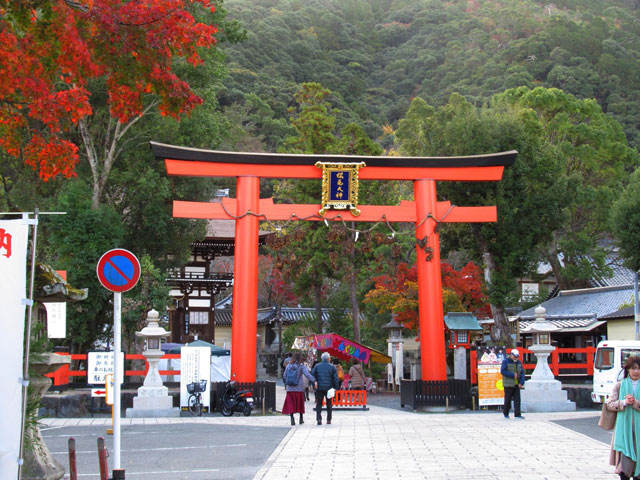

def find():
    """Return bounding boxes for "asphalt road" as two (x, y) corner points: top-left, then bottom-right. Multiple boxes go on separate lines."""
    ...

(41, 423), (289, 479)
(551, 413), (612, 445)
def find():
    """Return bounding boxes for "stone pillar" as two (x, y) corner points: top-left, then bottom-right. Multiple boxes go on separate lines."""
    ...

(453, 347), (467, 380)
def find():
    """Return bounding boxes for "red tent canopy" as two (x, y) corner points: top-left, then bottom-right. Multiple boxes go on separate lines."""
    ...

(293, 333), (391, 364)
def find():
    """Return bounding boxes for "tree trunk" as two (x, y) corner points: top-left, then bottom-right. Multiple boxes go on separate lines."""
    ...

(349, 269), (360, 343)
(474, 226), (513, 346)
(347, 227), (360, 342)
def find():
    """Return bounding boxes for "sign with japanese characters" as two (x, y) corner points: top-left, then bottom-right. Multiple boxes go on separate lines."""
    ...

(87, 351), (125, 385)
(316, 162), (365, 216)
(180, 346), (211, 411)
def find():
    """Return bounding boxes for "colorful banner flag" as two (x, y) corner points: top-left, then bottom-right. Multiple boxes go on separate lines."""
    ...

(0, 219), (29, 479)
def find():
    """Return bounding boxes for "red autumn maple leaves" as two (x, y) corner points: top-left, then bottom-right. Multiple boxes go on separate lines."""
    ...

(364, 261), (490, 330)
(0, 0), (218, 180)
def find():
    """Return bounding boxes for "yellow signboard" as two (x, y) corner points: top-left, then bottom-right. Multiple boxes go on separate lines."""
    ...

(477, 347), (506, 406)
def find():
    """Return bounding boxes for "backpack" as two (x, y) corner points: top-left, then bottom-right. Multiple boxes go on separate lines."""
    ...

(337, 365), (344, 382)
(284, 364), (302, 386)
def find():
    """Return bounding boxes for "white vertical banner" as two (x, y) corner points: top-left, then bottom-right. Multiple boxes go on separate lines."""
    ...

(44, 302), (66, 338)
(180, 347), (211, 410)
(0, 219), (29, 479)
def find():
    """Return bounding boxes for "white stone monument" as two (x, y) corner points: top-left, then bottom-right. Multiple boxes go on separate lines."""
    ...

(521, 306), (576, 412)
(126, 309), (180, 417)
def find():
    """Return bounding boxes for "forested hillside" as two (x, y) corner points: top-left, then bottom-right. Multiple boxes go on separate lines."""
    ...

(219, 0), (640, 151)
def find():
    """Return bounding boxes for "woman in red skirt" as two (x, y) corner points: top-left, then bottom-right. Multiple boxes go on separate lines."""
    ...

(282, 352), (315, 425)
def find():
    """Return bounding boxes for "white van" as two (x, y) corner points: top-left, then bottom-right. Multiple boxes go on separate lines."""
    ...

(592, 340), (640, 403)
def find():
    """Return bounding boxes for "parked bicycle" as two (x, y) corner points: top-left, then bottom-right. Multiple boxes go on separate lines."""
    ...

(187, 379), (207, 417)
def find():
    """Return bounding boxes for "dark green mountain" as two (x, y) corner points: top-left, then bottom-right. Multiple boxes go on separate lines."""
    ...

(218, 0), (640, 151)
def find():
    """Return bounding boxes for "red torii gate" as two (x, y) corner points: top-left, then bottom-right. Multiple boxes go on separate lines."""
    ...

(151, 142), (516, 382)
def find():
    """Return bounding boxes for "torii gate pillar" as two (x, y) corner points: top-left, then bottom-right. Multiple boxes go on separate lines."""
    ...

(152, 142), (516, 382)
(231, 176), (260, 381)
(415, 179), (446, 379)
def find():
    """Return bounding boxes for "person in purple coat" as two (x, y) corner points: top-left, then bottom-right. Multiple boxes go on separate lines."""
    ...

(282, 352), (315, 425)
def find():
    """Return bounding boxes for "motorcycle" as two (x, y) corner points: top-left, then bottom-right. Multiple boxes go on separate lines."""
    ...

(221, 381), (253, 416)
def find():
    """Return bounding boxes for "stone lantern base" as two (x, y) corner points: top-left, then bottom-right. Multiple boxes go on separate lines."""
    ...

(126, 386), (180, 418)
(521, 378), (576, 412)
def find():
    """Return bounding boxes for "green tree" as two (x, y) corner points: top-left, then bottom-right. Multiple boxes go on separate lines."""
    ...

(612, 168), (640, 272)
(396, 93), (564, 345)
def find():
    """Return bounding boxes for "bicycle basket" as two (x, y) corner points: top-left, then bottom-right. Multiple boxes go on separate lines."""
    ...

(187, 380), (207, 394)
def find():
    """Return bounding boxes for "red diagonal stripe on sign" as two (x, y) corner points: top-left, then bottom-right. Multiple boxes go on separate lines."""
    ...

(106, 258), (132, 282)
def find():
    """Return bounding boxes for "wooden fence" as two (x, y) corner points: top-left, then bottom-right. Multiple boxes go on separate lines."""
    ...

(400, 379), (470, 410)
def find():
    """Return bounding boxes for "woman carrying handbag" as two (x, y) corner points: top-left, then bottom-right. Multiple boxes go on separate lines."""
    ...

(606, 356), (640, 480)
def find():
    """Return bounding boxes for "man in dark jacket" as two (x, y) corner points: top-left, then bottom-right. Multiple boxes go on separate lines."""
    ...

(311, 352), (339, 425)
(501, 348), (526, 419)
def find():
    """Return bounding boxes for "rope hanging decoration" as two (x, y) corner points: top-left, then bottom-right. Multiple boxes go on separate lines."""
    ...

(215, 196), (458, 244)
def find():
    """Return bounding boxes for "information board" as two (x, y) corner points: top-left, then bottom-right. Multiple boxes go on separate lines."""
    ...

(180, 346), (211, 411)
(87, 351), (125, 385)
(477, 346), (506, 406)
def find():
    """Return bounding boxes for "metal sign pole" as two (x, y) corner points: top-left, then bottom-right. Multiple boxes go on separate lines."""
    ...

(113, 291), (121, 470)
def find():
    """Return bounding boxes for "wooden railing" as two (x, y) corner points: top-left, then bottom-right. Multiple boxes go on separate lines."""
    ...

(469, 346), (596, 384)
(44, 353), (181, 386)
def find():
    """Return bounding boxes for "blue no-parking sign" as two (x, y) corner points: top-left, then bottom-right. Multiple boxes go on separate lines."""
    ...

(96, 248), (141, 292)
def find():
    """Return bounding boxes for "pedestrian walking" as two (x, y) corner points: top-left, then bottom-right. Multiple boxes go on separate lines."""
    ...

(311, 352), (339, 425)
(500, 348), (525, 419)
(282, 352), (315, 426)
(349, 358), (366, 390)
(607, 356), (640, 480)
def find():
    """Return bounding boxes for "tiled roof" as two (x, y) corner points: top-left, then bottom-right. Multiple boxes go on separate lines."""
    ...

(589, 263), (636, 288)
(518, 285), (633, 320)
(213, 305), (339, 327)
(444, 312), (482, 331)
(600, 306), (635, 320)
(519, 315), (605, 333)
(519, 284), (634, 319)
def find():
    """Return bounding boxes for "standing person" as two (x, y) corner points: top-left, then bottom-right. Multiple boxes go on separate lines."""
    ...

(349, 358), (366, 390)
(332, 358), (345, 390)
(607, 356), (640, 480)
(280, 352), (292, 380)
(282, 352), (315, 426)
(311, 352), (339, 425)
(500, 348), (525, 419)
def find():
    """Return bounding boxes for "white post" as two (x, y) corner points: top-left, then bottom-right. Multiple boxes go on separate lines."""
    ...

(113, 292), (121, 470)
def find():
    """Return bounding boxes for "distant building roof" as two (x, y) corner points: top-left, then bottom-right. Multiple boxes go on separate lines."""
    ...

(213, 297), (355, 327)
(519, 315), (605, 333)
(589, 263), (636, 288)
(444, 312), (482, 331)
(519, 284), (634, 319)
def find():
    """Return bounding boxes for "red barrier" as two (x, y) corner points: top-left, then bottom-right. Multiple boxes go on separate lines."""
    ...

(323, 389), (367, 409)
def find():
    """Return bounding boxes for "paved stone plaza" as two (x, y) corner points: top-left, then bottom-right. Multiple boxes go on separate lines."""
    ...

(42, 386), (615, 479)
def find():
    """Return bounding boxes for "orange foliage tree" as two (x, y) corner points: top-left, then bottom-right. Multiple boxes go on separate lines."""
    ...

(363, 261), (489, 331)
(0, 0), (218, 202)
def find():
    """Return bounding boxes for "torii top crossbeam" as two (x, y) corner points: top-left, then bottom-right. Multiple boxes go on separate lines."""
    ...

(151, 141), (516, 382)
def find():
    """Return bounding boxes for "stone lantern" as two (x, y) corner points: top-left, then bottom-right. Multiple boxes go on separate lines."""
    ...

(383, 315), (405, 390)
(521, 306), (575, 412)
(126, 309), (179, 417)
